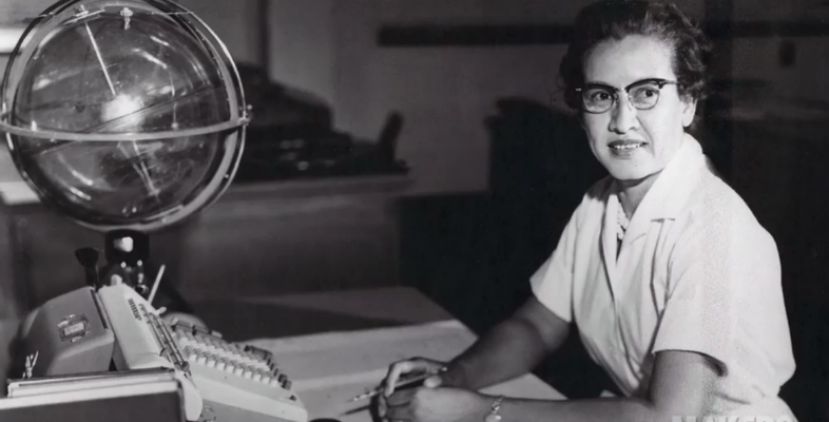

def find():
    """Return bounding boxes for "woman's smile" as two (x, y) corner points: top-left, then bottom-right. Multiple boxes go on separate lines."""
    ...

(608, 140), (646, 156)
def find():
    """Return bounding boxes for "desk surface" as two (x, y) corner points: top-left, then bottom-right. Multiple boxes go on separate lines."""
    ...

(0, 282), (562, 420)
(195, 286), (455, 340)
(252, 320), (562, 422)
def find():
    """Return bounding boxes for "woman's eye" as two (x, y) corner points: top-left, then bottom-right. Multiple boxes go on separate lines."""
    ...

(632, 87), (658, 100)
(589, 91), (612, 102)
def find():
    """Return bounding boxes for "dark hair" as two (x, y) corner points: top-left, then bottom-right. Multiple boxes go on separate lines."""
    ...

(560, 0), (712, 109)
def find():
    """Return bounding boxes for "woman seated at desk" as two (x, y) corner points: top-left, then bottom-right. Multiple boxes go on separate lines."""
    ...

(378, 1), (796, 421)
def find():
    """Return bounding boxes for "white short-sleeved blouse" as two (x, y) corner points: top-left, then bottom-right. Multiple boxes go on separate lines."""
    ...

(531, 134), (796, 418)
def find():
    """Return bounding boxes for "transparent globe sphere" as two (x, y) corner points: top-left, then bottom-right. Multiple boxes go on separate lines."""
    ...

(0, 0), (248, 231)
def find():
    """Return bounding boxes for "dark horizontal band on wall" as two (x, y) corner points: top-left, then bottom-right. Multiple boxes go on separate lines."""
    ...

(378, 20), (829, 47)
(705, 20), (829, 38)
(378, 24), (572, 46)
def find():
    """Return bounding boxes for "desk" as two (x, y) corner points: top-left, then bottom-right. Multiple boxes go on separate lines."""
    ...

(251, 320), (562, 422)
(0, 284), (561, 420)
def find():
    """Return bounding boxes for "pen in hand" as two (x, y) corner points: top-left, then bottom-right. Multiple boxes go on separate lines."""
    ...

(348, 373), (435, 402)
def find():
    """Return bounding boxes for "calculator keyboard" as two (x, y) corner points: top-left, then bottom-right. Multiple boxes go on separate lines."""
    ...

(172, 323), (308, 422)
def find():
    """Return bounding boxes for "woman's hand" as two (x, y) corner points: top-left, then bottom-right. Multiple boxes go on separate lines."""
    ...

(376, 357), (446, 420)
(384, 386), (489, 422)
(382, 357), (447, 396)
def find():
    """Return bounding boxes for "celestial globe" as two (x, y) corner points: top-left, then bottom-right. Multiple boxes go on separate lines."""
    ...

(0, 0), (248, 232)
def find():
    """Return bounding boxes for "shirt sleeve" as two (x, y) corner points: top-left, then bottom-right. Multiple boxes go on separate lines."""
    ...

(651, 201), (781, 377)
(529, 207), (581, 323)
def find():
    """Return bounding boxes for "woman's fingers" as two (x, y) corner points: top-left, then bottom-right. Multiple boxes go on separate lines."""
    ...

(376, 357), (447, 420)
(384, 360), (418, 396)
(386, 388), (415, 407)
(383, 357), (443, 396)
(422, 374), (443, 388)
(385, 390), (415, 421)
(376, 394), (388, 418)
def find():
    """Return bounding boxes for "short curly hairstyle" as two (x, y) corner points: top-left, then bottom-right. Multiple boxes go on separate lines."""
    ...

(560, 0), (712, 110)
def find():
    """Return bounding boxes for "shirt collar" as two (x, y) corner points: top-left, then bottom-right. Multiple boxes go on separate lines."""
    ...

(613, 133), (707, 238)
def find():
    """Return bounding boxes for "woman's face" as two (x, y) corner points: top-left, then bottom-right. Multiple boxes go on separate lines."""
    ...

(580, 34), (697, 182)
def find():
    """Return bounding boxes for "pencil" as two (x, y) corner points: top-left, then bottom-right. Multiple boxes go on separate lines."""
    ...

(348, 373), (434, 402)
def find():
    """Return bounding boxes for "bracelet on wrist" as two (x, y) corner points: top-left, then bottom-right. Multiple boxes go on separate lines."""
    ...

(484, 395), (504, 422)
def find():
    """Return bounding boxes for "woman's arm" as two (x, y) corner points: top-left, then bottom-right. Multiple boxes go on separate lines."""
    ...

(381, 295), (570, 398)
(385, 349), (719, 422)
(491, 350), (718, 421)
(442, 295), (571, 389)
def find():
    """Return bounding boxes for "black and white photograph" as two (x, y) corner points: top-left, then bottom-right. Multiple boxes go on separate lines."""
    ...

(0, 1), (826, 421)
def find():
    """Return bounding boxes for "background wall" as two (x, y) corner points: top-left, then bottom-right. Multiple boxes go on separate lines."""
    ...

(176, 0), (263, 66)
(260, 0), (704, 194)
(6, 0), (829, 197)
(263, 0), (570, 194)
(0, 0), (704, 195)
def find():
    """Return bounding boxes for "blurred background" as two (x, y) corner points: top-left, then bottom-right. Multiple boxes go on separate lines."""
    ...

(0, 0), (828, 419)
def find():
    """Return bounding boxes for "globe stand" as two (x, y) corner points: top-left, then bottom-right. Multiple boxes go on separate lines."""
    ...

(102, 229), (151, 294)
(75, 230), (151, 292)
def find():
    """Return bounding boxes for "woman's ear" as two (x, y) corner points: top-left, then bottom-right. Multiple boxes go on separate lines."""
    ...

(681, 97), (698, 128)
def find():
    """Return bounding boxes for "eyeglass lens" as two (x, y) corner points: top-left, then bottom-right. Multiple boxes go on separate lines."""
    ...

(581, 80), (672, 113)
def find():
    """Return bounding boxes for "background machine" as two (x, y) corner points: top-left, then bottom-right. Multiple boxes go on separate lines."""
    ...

(0, 0), (308, 420)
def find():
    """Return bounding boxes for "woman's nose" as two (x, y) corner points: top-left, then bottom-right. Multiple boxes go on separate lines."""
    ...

(608, 96), (639, 133)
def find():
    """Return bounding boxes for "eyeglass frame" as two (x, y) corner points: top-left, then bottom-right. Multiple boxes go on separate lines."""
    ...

(574, 78), (680, 114)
